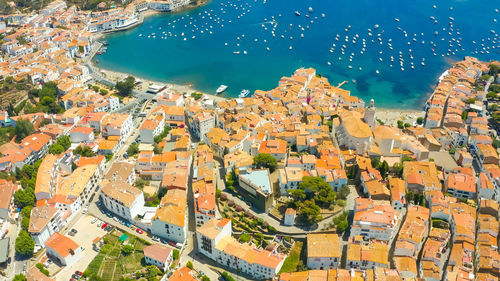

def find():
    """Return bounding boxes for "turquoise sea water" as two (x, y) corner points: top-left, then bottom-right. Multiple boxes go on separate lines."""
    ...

(95, 0), (500, 108)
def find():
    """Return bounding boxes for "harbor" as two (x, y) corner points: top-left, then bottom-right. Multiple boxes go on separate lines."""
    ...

(94, 0), (499, 108)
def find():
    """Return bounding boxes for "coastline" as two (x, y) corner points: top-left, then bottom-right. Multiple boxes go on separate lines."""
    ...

(89, 0), (439, 113)
(89, 0), (234, 103)
(93, 65), (229, 103)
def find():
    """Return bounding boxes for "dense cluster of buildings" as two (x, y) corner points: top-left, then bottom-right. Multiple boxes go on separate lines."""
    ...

(1, 1), (499, 278)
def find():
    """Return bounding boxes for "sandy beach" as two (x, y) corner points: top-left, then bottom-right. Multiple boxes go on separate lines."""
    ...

(96, 67), (229, 103)
(375, 108), (425, 127)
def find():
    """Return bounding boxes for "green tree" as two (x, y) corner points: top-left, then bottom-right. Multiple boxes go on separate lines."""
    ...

(371, 157), (380, 169)
(127, 143), (139, 157)
(416, 117), (424, 125)
(299, 176), (336, 207)
(14, 118), (34, 142)
(337, 185), (350, 200)
(122, 244), (133, 255)
(13, 274), (27, 281)
(333, 211), (349, 233)
(493, 139), (500, 149)
(465, 98), (477, 104)
(221, 272), (236, 281)
(487, 92), (498, 100)
(49, 143), (65, 154)
(186, 261), (194, 269)
(253, 153), (278, 172)
(74, 145), (95, 157)
(172, 249), (179, 260)
(397, 120), (404, 129)
(14, 188), (35, 209)
(298, 200), (322, 224)
(288, 189), (306, 202)
(153, 144), (163, 154)
(145, 265), (160, 281)
(56, 135), (71, 150)
(378, 160), (389, 179)
(115, 76), (136, 97)
(135, 178), (149, 189)
(15, 230), (35, 256)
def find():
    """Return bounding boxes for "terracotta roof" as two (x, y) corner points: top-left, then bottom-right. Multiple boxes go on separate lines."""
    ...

(143, 244), (172, 263)
(45, 232), (79, 258)
(307, 233), (340, 258)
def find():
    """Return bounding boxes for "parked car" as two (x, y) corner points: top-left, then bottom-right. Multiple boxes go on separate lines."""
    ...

(152, 236), (160, 242)
(101, 223), (108, 229)
(97, 222), (104, 228)
(105, 225), (113, 232)
(72, 274), (82, 280)
(75, 271), (83, 276)
(136, 228), (144, 234)
(91, 218), (98, 224)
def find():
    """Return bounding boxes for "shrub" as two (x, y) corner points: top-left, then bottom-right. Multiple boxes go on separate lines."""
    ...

(186, 261), (193, 269)
(228, 200), (235, 207)
(239, 233), (251, 243)
(122, 244), (133, 255)
(221, 271), (236, 281)
(172, 249), (179, 260)
(220, 193), (227, 200)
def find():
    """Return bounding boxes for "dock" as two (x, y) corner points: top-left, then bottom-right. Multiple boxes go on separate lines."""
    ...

(337, 80), (349, 88)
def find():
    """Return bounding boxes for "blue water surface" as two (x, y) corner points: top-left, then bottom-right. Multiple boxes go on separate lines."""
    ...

(95, 0), (500, 108)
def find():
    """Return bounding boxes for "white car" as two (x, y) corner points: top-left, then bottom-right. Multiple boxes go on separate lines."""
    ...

(91, 218), (98, 224)
(97, 222), (104, 228)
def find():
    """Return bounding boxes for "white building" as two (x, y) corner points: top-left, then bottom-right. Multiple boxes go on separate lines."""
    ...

(350, 198), (399, 241)
(335, 111), (372, 154)
(69, 126), (95, 143)
(191, 112), (215, 139)
(283, 208), (296, 226)
(139, 113), (165, 144)
(28, 206), (64, 247)
(143, 244), (173, 271)
(45, 232), (82, 266)
(100, 181), (144, 222)
(196, 218), (286, 280)
(101, 113), (133, 144)
(152, 189), (187, 243)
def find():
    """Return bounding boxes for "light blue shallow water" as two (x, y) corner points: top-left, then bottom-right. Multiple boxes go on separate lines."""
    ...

(95, 0), (500, 109)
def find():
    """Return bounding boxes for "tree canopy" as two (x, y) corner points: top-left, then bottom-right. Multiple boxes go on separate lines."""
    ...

(13, 274), (27, 281)
(253, 153), (277, 172)
(14, 119), (34, 142)
(297, 176), (336, 207)
(115, 76), (135, 97)
(15, 230), (34, 256)
(27, 82), (64, 114)
(74, 145), (95, 157)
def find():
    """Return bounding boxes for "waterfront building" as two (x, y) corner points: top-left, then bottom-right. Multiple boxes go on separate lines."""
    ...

(335, 110), (372, 154)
